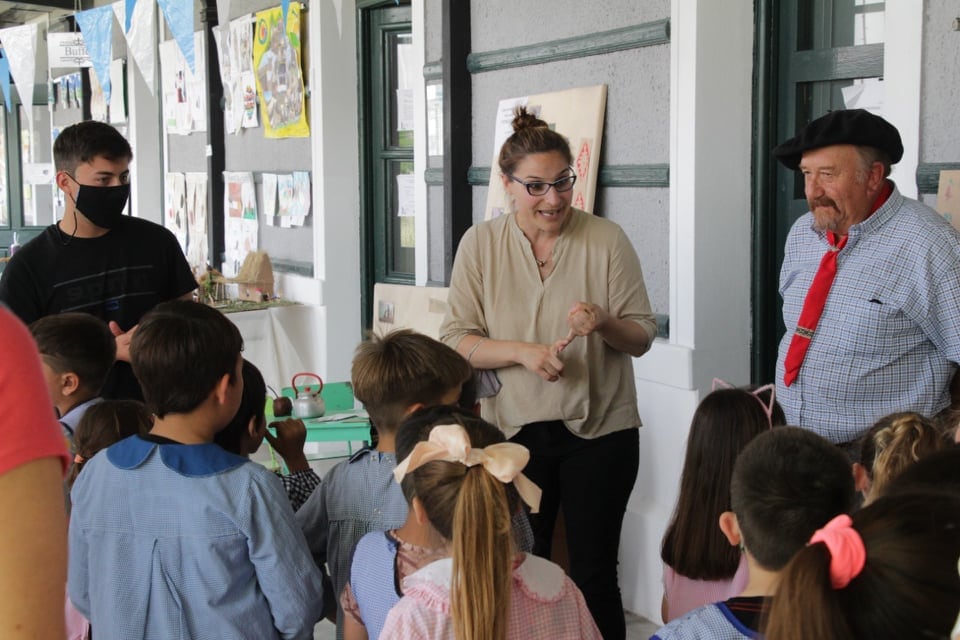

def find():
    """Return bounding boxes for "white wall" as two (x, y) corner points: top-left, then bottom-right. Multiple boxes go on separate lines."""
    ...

(619, 0), (755, 621)
(305, 0), (363, 383)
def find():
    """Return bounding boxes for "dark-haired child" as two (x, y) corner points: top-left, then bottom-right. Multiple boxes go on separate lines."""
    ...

(65, 399), (151, 640)
(215, 358), (320, 510)
(296, 329), (475, 639)
(30, 312), (116, 449)
(68, 300), (324, 639)
(765, 492), (960, 639)
(660, 383), (784, 621)
(652, 427), (856, 639)
(68, 399), (152, 489)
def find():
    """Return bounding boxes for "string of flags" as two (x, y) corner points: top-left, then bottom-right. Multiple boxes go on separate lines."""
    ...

(0, 0), (313, 115)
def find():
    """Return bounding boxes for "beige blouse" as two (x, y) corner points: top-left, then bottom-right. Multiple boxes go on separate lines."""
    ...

(440, 209), (656, 439)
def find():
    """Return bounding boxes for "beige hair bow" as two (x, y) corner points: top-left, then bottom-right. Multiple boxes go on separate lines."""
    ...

(393, 423), (542, 513)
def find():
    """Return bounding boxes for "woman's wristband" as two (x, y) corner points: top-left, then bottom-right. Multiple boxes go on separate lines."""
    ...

(466, 337), (487, 363)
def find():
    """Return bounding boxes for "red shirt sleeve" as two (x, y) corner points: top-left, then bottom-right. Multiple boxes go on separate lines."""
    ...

(0, 307), (69, 476)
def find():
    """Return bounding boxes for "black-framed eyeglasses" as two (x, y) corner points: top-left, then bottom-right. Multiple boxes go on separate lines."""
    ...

(507, 169), (577, 196)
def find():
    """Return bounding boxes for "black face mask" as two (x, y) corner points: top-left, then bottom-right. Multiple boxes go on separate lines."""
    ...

(67, 176), (130, 229)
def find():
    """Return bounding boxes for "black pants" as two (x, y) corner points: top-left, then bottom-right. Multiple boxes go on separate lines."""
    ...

(510, 421), (639, 640)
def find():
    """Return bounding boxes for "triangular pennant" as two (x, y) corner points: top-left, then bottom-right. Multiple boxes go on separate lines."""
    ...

(157, 0), (195, 74)
(0, 52), (10, 113)
(0, 23), (38, 124)
(75, 5), (115, 104)
(124, 0), (137, 33)
(281, 0), (290, 28)
(216, 0), (232, 23)
(113, 0), (157, 95)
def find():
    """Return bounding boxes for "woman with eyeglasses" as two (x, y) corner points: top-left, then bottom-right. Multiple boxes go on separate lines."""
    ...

(440, 106), (657, 640)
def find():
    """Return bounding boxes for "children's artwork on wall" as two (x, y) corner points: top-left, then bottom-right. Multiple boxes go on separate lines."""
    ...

(164, 172), (187, 255)
(483, 85), (607, 220)
(936, 170), (960, 230)
(291, 171), (311, 226)
(213, 15), (256, 135)
(109, 59), (126, 123)
(276, 173), (294, 227)
(187, 32), (208, 132)
(223, 171), (259, 277)
(89, 68), (107, 122)
(185, 172), (208, 274)
(159, 33), (207, 135)
(159, 39), (192, 134)
(240, 70), (259, 128)
(262, 173), (277, 225)
(253, 4), (308, 138)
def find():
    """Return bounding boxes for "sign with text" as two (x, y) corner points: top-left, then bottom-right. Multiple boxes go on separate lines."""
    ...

(47, 32), (93, 68)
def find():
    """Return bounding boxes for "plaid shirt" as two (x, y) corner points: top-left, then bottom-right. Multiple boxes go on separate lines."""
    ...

(278, 468), (321, 512)
(776, 185), (960, 443)
(295, 447), (408, 640)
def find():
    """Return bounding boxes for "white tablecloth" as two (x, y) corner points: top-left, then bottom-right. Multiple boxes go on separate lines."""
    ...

(226, 305), (324, 393)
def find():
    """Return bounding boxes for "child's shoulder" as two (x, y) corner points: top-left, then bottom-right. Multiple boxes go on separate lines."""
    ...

(651, 602), (753, 640)
(328, 447), (397, 480)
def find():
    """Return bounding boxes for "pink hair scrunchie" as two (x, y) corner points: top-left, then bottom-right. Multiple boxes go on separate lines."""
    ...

(808, 514), (866, 589)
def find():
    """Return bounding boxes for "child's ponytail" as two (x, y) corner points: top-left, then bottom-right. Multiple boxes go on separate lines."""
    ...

(762, 543), (852, 639)
(451, 466), (513, 640)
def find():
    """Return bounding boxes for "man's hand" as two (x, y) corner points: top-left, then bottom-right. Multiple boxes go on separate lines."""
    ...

(109, 322), (138, 363)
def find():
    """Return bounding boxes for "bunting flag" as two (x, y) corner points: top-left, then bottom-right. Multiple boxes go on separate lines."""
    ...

(124, 0), (136, 32)
(113, 0), (157, 95)
(0, 23), (39, 126)
(157, 0), (195, 74)
(0, 51), (10, 113)
(75, 5), (115, 104)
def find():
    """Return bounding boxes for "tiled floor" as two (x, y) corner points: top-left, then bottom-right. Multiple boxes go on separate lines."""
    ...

(313, 611), (660, 639)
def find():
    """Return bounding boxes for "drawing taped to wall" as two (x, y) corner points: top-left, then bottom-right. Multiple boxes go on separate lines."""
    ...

(483, 85), (606, 221)
(223, 171), (259, 278)
(253, 4), (308, 138)
(185, 172), (208, 275)
(164, 172), (187, 255)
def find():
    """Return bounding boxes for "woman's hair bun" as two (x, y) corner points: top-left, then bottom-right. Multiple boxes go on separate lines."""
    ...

(512, 106), (548, 133)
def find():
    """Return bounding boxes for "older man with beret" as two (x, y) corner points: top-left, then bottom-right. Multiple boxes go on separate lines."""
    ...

(773, 109), (960, 452)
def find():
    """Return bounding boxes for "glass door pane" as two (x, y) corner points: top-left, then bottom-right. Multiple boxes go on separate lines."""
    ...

(20, 105), (55, 228)
(0, 110), (7, 228)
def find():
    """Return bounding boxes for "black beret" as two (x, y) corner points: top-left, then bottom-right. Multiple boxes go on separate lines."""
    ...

(773, 109), (903, 170)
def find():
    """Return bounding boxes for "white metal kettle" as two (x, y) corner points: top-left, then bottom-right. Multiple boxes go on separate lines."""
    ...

(291, 373), (325, 419)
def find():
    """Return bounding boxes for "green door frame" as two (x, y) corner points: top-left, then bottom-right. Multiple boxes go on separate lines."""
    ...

(751, 0), (884, 384)
(357, 0), (413, 330)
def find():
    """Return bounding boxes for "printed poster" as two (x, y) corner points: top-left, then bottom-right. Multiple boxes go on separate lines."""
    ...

(223, 171), (258, 277)
(253, 4), (309, 138)
(483, 85), (606, 220)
